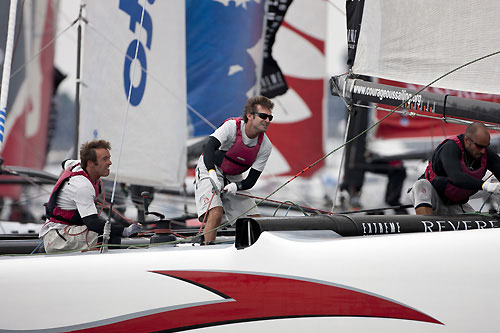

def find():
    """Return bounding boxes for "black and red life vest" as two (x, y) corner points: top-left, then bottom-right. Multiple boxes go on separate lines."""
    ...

(214, 118), (264, 175)
(45, 163), (100, 225)
(425, 135), (487, 204)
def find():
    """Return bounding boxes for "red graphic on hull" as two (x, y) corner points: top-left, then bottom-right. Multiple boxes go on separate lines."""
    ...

(75, 271), (442, 332)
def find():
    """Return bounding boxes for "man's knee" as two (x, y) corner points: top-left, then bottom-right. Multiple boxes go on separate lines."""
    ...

(207, 206), (223, 221)
(409, 179), (434, 209)
(415, 203), (433, 215)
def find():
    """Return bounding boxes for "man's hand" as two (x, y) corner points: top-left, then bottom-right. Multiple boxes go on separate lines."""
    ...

(482, 181), (500, 195)
(223, 182), (237, 195)
(122, 223), (142, 237)
(208, 169), (221, 191)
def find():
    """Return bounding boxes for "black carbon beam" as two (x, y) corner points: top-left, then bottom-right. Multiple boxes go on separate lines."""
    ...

(235, 214), (500, 249)
(331, 76), (500, 125)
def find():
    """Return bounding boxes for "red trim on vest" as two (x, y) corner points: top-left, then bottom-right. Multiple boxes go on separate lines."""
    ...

(46, 163), (99, 225)
(425, 136), (487, 202)
(219, 118), (264, 175)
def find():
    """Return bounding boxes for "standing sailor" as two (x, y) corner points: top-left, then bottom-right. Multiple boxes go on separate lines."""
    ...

(40, 140), (141, 253)
(195, 96), (274, 244)
(409, 122), (500, 215)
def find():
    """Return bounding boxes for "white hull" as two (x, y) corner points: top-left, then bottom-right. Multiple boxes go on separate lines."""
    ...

(1, 228), (499, 332)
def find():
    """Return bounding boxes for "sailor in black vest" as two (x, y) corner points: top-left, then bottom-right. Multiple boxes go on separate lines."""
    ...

(409, 122), (500, 215)
(40, 140), (142, 253)
(195, 96), (274, 244)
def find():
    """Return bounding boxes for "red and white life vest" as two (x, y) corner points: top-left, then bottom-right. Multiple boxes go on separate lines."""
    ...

(425, 136), (487, 203)
(215, 118), (264, 175)
(45, 163), (99, 225)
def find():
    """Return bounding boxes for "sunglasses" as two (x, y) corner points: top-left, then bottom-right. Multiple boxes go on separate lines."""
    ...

(466, 135), (489, 149)
(253, 112), (273, 121)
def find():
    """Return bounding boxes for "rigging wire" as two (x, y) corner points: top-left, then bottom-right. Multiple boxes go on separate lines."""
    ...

(6, 6), (218, 160)
(5, 5), (500, 248)
(83, 22), (217, 132)
(9, 18), (79, 80)
(332, 47), (500, 160)
(330, 76), (352, 212)
(0, 2), (73, 164)
(1, 167), (52, 194)
(325, 0), (346, 16)
(331, 112), (350, 212)
(238, 192), (329, 215)
(99, 0), (148, 253)
(3, 4), (321, 230)
(1, 9), (80, 167)
(352, 103), (500, 129)
(267, 96), (326, 209)
(84, 13), (338, 216)
(108, 1), (146, 208)
(37, 64), (500, 247)
(198, 49), (500, 239)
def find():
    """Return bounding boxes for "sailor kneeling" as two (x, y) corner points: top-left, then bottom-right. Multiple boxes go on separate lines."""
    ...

(408, 122), (500, 215)
(39, 140), (141, 253)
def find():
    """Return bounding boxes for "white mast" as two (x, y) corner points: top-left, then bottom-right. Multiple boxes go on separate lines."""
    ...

(0, 0), (19, 155)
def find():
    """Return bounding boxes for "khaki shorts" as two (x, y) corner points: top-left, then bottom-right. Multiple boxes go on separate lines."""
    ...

(42, 225), (99, 253)
(408, 179), (475, 215)
(194, 160), (259, 225)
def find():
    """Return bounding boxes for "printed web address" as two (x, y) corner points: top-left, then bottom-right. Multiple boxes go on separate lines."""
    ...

(353, 84), (422, 106)
(351, 84), (439, 113)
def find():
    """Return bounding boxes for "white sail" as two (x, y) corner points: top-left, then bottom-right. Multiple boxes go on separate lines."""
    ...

(79, 1), (186, 187)
(353, 0), (500, 95)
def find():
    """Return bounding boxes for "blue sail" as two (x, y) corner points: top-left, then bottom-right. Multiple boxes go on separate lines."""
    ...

(186, 0), (266, 137)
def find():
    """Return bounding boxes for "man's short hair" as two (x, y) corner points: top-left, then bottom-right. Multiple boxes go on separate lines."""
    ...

(80, 140), (111, 169)
(465, 122), (488, 138)
(243, 95), (274, 122)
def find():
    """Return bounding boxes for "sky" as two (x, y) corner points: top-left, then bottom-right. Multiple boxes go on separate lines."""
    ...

(54, 0), (348, 98)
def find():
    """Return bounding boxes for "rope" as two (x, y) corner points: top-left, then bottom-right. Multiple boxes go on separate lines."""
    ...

(273, 200), (308, 217)
(196, 51), (500, 237)
(199, 190), (216, 235)
(237, 192), (330, 215)
(30, 241), (43, 254)
(329, 48), (500, 162)
(100, 221), (111, 253)
(8, 8), (500, 250)
(138, 229), (187, 239)
(94, 179), (134, 224)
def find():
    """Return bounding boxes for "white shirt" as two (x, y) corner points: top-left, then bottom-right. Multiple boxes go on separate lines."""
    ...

(210, 119), (272, 172)
(39, 160), (98, 237)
